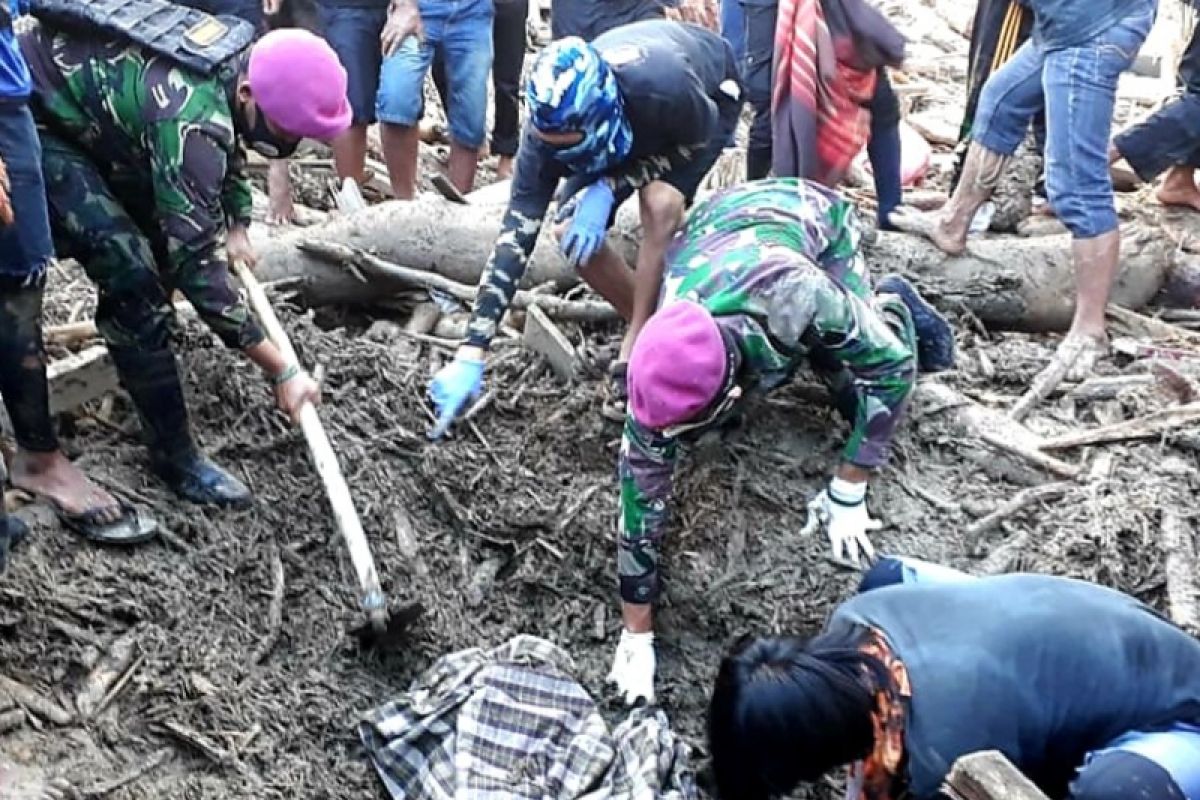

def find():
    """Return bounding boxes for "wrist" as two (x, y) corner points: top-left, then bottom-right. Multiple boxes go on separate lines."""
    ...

(272, 363), (301, 386)
(456, 345), (486, 363)
(829, 476), (867, 505)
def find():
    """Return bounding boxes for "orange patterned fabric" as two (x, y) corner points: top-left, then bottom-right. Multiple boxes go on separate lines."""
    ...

(665, 0), (720, 31)
(0, 156), (13, 227)
(856, 628), (911, 800)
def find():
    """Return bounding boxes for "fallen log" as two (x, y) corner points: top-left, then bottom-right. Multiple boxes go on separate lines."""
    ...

(1162, 512), (1199, 635)
(1040, 402), (1200, 450)
(254, 191), (1178, 333)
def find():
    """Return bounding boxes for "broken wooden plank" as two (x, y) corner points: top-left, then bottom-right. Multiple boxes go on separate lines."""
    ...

(523, 304), (579, 381)
(46, 346), (118, 416)
(1040, 402), (1200, 450)
(1162, 512), (1199, 635)
(944, 751), (1051, 800)
(965, 481), (1074, 540)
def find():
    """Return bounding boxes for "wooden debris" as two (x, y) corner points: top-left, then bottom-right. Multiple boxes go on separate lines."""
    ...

(247, 546), (286, 668)
(944, 751), (1051, 800)
(965, 481), (1074, 540)
(1107, 304), (1200, 348)
(915, 383), (1081, 479)
(81, 748), (172, 799)
(299, 239), (618, 323)
(1152, 361), (1200, 404)
(523, 304), (579, 381)
(1009, 335), (1096, 422)
(47, 346), (119, 416)
(156, 720), (234, 765)
(0, 674), (72, 725)
(404, 301), (442, 335)
(76, 627), (140, 720)
(975, 531), (1030, 576)
(907, 110), (959, 146)
(1162, 512), (1199, 634)
(0, 707), (25, 734)
(1040, 402), (1200, 450)
(428, 173), (468, 204)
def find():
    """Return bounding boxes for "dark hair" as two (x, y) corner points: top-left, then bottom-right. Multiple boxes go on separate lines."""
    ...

(263, 0), (322, 34)
(707, 626), (892, 800)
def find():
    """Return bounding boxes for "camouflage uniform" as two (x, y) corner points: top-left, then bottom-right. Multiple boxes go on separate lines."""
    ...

(19, 24), (264, 354)
(617, 178), (917, 604)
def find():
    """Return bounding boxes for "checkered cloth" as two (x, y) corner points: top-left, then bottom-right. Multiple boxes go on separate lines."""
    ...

(359, 636), (698, 800)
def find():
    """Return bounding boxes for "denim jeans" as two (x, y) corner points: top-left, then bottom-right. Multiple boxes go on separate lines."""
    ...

(0, 102), (52, 281)
(971, 4), (1154, 238)
(321, 4), (389, 125)
(376, 0), (494, 148)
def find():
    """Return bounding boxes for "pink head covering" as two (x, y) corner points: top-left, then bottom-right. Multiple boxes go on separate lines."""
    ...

(628, 301), (728, 430)
(248, 29), (351, 140)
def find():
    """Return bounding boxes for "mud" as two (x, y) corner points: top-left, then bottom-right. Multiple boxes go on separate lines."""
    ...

(2, 257), (1191, 799)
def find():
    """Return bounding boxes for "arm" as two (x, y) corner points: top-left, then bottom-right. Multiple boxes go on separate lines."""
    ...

(463, 126), (562, 351)
(221, 143), (254, 231)
(804, 274), (916, 471)
(617, 415), (680, 606)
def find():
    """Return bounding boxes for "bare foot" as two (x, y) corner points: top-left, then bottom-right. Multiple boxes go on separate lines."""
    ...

(1058, 332), (1108, 382)
(0, 760), (74, 800)
(888, 207), (968, 255)
(496, 156), (514, 181)
(10, 449), (123, 524)
(1156, 167), (1200, 213)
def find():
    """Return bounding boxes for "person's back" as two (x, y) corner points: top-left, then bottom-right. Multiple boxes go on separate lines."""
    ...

(834, 574), (1200, 797)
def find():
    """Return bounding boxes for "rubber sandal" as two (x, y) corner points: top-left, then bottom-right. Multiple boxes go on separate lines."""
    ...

(53, 501), (158, 546)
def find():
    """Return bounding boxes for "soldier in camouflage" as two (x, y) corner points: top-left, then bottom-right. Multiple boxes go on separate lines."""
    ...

(606, 178), (957, 705)
(427, 20), (744, 437)
(19, 19), (350, 507)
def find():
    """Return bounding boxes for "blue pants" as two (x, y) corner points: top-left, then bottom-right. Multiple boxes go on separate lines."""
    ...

(1114, 19), (1200, 182)
(321, 4), (388, 125)
(971, 4), (1154, 238)
(376, 0), (494, 149)
(863, 555), (1200, 799)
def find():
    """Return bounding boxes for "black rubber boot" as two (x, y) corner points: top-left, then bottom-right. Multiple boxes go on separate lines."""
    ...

(108, 346), (252, 509)
(876, 274), (957, 373)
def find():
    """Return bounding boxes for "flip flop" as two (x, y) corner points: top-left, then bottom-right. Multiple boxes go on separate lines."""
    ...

(52, 500), (158, 546)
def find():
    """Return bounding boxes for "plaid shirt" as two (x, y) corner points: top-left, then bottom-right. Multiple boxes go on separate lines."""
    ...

(359, 636), (698, 800)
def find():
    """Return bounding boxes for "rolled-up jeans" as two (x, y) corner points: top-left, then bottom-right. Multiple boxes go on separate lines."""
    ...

(970, 3), (1154, 239)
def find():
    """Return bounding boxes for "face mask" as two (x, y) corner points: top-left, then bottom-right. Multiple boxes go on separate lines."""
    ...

(241, 104), (300, 159)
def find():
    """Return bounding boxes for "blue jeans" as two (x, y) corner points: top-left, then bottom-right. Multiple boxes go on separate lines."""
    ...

(971, 4), (1154, 239)
(321, 5), (389, 125)
(376, 0), (494, 149)
(0, 102), (52, 282)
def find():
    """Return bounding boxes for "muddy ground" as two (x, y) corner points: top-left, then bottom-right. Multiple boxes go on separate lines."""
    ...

(3, 4), (1200, 798)
(3, 259), (1195, 799)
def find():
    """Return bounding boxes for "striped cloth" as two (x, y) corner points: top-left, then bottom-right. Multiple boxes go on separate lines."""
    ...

(359, 636), (698, 800)
(770, 0), (902, 184)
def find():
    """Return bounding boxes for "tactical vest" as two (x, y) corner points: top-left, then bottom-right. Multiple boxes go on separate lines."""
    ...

(27, 0), (254, 76)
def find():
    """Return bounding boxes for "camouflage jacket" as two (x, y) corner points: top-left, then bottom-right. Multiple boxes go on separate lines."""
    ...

(617, 179), (916, 604)
(21, 26), (253, 267)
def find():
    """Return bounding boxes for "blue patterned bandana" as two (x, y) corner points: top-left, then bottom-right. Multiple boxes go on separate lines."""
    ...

(526, 37), (633, 175)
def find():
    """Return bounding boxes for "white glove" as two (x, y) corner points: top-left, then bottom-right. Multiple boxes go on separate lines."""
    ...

(800, 478), (880, 567)
(607, 629), (656, 706)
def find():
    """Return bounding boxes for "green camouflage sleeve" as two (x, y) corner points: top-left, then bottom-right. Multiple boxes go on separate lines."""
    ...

(222, 144), (253, 228)
(803, 272), (915, 468)
(144, 86), (264, 350)
(617, 415), (679, 604)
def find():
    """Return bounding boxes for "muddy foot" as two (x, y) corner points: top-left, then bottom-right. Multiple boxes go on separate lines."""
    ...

(887, 207), (967, 256)
(1059, 333), (1108, 382)
(10, 450), (124, 525)
(0, 761), (74, 800)
(1156, 182), (1200, 214)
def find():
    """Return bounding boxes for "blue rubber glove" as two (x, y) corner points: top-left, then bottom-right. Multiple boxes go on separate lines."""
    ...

(428, 356), (485, 440)
(558, 180), (615, 268)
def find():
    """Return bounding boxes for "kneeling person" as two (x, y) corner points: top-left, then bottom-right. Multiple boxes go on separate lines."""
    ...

(428, 20), (743, 435)
(21, 14), (349, 506)
(609, 178), (955, 704)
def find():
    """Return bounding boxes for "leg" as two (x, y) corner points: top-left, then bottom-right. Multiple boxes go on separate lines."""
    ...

(1111, 92), (1200, 185)
(1156, 164), (1200, 212)
(1043, 7), (1154, 373)
(1071, 750), (1193, 800)
(867, 69), (902, 229)
(618, 182), (685, 362)
(40, 133), (247, 508)
(321, 5), (388, 190)
(895, 38), (1046, 253)
(441, 0), (494, 194)
(577, 243), (635, 320)
(376, 35), (434, 199)
(0, 111), (129, 527)
(740, 0), (777, 179)
(490, 0), (528, 179)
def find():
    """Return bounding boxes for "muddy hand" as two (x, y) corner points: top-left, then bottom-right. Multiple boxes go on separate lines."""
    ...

(275, 368), (321, 425)
(227, 224), (258, 270)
